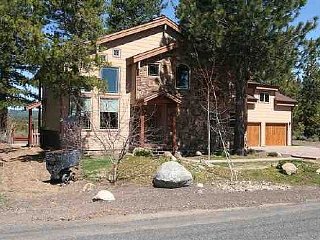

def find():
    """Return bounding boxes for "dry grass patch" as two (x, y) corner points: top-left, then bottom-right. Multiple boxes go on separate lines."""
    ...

(240, 160), (320, 186)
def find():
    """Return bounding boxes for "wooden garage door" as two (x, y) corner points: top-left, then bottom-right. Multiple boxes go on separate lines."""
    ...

(247, 123), (260, 147)
(266, 123), (287, 146)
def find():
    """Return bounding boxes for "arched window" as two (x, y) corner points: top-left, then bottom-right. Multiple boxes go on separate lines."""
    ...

(176, 64), (190, 89)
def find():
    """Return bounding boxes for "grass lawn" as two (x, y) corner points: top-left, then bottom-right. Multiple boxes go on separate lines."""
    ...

(241, 160), (320, 186)
(0, 193), (5, 206)
(81, 156), (320, 186)
(81, 157), (112, 181)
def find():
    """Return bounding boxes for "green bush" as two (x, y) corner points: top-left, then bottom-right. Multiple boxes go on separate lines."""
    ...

(133, 147), (153, 157)
(267, 152), (279, 157)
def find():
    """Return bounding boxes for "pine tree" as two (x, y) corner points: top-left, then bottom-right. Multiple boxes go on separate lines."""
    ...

(177, 0), (317, 155)
(36, 0), (106, 142)
(298, 40), (320, 138)
(0, 0), (44, 131)
(39, 0), (106, 103)
(106, 0), (166, 33)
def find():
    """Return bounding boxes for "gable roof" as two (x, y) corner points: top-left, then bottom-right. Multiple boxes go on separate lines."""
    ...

(138, 92), (182, 105)
(275, 92), (297, 104)
(127, 43), (177, 65)
(97, 16), (180, 45)
(248, 81), (279, 91)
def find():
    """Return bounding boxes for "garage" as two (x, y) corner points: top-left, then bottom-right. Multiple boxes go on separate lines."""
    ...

(266, 123), (287, 146)
(247, 123), (260, 147)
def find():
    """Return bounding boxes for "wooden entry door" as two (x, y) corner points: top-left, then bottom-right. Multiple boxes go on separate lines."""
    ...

(266, 123), (287, 146)
(247, 123), (260, 147)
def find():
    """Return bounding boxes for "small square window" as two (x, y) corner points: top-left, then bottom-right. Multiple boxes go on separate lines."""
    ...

(99, 54), (108, 62)
(112, 49), (121, 58)
(148, 64), (160, 76)
(259, 93), (270, 103)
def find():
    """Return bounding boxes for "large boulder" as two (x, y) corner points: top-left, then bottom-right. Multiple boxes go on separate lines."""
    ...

(92, 190), (115, 202)
(153, 161), (193, 188)
(282, 163), (297, 175)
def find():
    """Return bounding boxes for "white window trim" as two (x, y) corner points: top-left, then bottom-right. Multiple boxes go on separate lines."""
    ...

(175, 64), (191, 90)
(259, 92), (270, 103)
(99, 97), (120, 130)
(112, 49), (121, 58)
(99, 54), (108, 62)
(80, 97), (93, 131)
(100, 66), (121, 94)
(147, 63), (161, 77)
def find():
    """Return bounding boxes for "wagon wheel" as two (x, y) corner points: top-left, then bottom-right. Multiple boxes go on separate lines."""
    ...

(61, 173), (70, 184)
(61, 169), (72, 184)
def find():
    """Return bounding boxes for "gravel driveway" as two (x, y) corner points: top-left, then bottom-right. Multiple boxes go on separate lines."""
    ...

(254, 144), (320, 160)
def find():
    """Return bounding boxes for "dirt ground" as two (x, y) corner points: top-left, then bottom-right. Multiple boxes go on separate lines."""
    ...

(1, 143), (320, 225)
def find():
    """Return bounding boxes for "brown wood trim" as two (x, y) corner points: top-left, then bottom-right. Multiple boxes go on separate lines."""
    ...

(97, 16), (180, 45)
(25, 101), (41, 110)
(128, 43), (177, 65)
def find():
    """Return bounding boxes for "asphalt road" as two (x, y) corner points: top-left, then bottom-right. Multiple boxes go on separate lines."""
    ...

(1, 201), (320, 240)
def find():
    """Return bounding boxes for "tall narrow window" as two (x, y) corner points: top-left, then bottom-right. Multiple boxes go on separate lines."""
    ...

(176, 64), (190, 89)
(69, 98), (91, 130)
(101, 67), (119, 93)
(100, 99), (119, 129)
(80, 98), (92, 129)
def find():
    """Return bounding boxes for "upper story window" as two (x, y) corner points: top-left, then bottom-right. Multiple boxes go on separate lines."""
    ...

(100, 98), (119, 129)
(101, 67), (119, 93)
(176, 64), (190, 89)
(148, 63), (160, 76)
(112, 49), (121, 58)
(259, 92), (270, 103)
(99, 54), (108, 62)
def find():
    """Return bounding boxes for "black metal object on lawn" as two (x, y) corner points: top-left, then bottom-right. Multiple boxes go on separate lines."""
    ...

(45, 149), (81, 183)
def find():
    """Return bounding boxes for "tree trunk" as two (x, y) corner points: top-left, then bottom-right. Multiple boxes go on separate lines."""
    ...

(233, 70), (247, 155)
(0, 107), (8, 132)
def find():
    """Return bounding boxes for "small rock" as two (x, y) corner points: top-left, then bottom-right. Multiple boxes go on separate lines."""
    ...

(174, 152), (183, 159)
(195, 151), (202, 156)
(206, 162), (215, 168)
(163, 151), (174, 158)
(171, 155), (177, 161)
(282, 162), (298, 175)
(197, 183), (204, 188)
(82, 183), (96, 192)
(92, 190), (115, 202)
(316, 168), (320, 174)
(198, 165), (206, 170)
(153, 161), (193, 188)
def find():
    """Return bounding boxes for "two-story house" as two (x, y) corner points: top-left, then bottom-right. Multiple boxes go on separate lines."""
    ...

(41, 16), (296, 152)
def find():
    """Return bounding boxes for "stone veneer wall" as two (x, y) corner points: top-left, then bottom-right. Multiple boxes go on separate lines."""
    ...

(134, 54), (233, 153)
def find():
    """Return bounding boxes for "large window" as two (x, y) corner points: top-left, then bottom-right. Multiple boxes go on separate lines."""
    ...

(69, 98), (91, 130)
(100, 99), (119, 129)
(101, 67), (119, 93)
(176, 64), (190, 89)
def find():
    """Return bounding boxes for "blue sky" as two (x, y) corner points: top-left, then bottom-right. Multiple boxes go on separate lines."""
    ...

(163, 0), (320, 39)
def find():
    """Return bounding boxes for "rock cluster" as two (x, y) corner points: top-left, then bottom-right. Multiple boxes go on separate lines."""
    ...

(214, 181), (290, 192)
